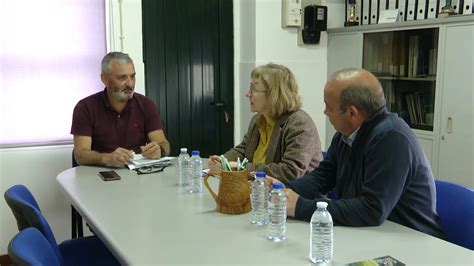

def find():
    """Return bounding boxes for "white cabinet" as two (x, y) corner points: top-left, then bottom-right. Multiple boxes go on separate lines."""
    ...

(326, 32), (363, 148)
(437, 23), (474, 187)
(327, 17), (474, 188)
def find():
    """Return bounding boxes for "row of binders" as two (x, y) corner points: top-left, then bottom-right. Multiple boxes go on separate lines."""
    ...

(347, 0), (474, 25)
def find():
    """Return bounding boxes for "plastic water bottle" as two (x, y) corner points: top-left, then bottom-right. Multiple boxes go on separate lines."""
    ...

(267, 183), (286, 241)
(177, 148), (190, 187)
(250, 171), (269, 225)
(310, 201), (333, 264)
(187, 150), (203, 193)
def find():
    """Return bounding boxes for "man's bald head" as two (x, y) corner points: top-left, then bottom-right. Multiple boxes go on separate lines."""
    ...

(327, 68), (386, 116)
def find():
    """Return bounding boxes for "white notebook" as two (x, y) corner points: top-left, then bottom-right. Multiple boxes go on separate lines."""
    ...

(127, 155), (172, 170)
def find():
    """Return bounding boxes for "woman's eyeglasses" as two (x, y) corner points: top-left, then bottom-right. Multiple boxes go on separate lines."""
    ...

(134, 165), (168, 175)
(249, 83), (267, 94)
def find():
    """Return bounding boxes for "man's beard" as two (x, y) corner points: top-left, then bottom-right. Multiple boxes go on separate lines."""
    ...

(113, 89), (134, 102)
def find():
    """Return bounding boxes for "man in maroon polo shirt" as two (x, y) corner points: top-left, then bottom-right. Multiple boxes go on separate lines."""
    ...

(71, 52), (170, 167)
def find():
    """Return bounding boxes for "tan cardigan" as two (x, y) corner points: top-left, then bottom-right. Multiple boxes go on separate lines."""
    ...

(224, 110), (323, 183)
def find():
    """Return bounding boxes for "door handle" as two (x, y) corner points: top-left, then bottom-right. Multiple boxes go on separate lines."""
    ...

(210, 101), (226, 107)
(446, 117), (453, 134)
(224, 111), (230, 124)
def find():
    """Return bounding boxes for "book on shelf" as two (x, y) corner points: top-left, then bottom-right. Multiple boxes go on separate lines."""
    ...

(364, 36), (376, 72)
(416, 48), (431, 77)
(415, 92), (424, 124)
(381, 32), (393, 74)
(406, 93), (416, 125)
(405, 92), (432, 127)
(383, 82), (395, 112)
(398, 32), (407, 77)
(429, 48), (437, 76)
(408, 35), (416, 78)
(408, 34), (435, 78)
(410, 35), (420, 77)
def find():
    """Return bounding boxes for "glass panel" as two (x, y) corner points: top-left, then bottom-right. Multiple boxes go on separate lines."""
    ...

(0, 0), (106, 146)
(363, 28), (439, 131)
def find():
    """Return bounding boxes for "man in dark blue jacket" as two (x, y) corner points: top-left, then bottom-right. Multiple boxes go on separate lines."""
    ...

(279, 68), (444, 238)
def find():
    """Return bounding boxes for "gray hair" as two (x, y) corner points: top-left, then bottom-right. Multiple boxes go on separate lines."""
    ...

(101, 52), (133, 74)
(330, 68), (386, 115)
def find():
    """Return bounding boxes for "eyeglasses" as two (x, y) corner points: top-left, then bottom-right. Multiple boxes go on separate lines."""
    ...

(134, 165), (168, 175)
(249, 83), (267, 94)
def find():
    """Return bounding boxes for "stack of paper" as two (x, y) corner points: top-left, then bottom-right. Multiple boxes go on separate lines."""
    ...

(345, 255), (405, 265)
(127, 155), (172, 170)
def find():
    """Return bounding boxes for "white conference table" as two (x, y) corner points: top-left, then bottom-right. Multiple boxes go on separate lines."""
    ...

(57, 159), (473, 265)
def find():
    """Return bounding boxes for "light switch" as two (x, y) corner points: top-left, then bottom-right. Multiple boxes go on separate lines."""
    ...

(282, 0), (302, 27)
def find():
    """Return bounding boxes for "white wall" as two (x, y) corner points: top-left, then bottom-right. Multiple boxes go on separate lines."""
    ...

(106, 0), (146, 95)
(0, 145), (77, 253)
(0, 0), (345, 254)
(234, 0), (345, 144)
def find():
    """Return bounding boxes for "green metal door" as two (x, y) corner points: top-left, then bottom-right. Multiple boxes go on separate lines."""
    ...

(142, 0), (234, 157)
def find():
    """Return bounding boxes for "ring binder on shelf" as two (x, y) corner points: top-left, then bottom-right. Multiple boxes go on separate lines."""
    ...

(370, 0), (379, 24)
(427, 0), (438, 18)
(452, 0), (461, 14)
(418, 0), (428, 20)
(461, 0), (473, 14)
(406, 0), (416, 20)
(355, 0), (362, 23)
(362, 0), (370, 25)
(399, 0), (408, 21)
(380, 0), (389, 10)
(388, 0), (397, 10)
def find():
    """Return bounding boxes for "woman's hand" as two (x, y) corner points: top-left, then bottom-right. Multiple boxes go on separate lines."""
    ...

(208, 155), (222, 174)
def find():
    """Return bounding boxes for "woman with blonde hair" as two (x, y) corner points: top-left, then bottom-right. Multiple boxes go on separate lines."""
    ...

(209, 63), (323, 183)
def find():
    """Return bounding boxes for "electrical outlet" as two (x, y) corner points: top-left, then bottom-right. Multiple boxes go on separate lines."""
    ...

(282, 0), (302, 27)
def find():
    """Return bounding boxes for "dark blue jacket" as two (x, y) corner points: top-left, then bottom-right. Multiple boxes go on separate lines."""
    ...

(288, 108), (444, 238)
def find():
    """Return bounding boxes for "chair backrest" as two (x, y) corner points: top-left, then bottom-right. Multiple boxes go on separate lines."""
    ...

(8, 227), (61, 266)
(4, 185), (63, 261)
(322, 151), (328, 160)
(72, 149), (78, 167)
(435, 180), (474, 250)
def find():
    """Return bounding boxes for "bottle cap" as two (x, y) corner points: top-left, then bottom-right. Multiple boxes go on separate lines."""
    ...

(272, 183), (284, 189)
(180, 148), (188, 152)
(317, 201), (328, 208)
(191, 150), (200, 155)
(255, 171), (265, 178)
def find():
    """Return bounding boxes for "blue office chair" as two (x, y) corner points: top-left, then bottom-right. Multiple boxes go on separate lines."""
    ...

(8, 227), (60, 266)
(435, 180), (474, 250)
(4, 184), (120, 266)
(322, 151), (328, 160)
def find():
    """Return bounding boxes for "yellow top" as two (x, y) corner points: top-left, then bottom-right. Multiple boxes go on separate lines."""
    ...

(253, 115), (275, 164)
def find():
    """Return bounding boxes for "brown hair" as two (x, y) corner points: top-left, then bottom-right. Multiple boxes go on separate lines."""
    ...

(251, 63), (302, 118)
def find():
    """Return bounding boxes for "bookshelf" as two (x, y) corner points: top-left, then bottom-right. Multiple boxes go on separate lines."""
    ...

(327, 16), (474, 188)
(362, 28), (438, 131)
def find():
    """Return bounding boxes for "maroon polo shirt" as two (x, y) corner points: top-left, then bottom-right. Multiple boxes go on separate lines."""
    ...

(71, 89), (163, 153)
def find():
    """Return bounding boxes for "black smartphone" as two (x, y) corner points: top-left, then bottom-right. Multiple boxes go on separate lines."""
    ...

(98, 171), (121, 181)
